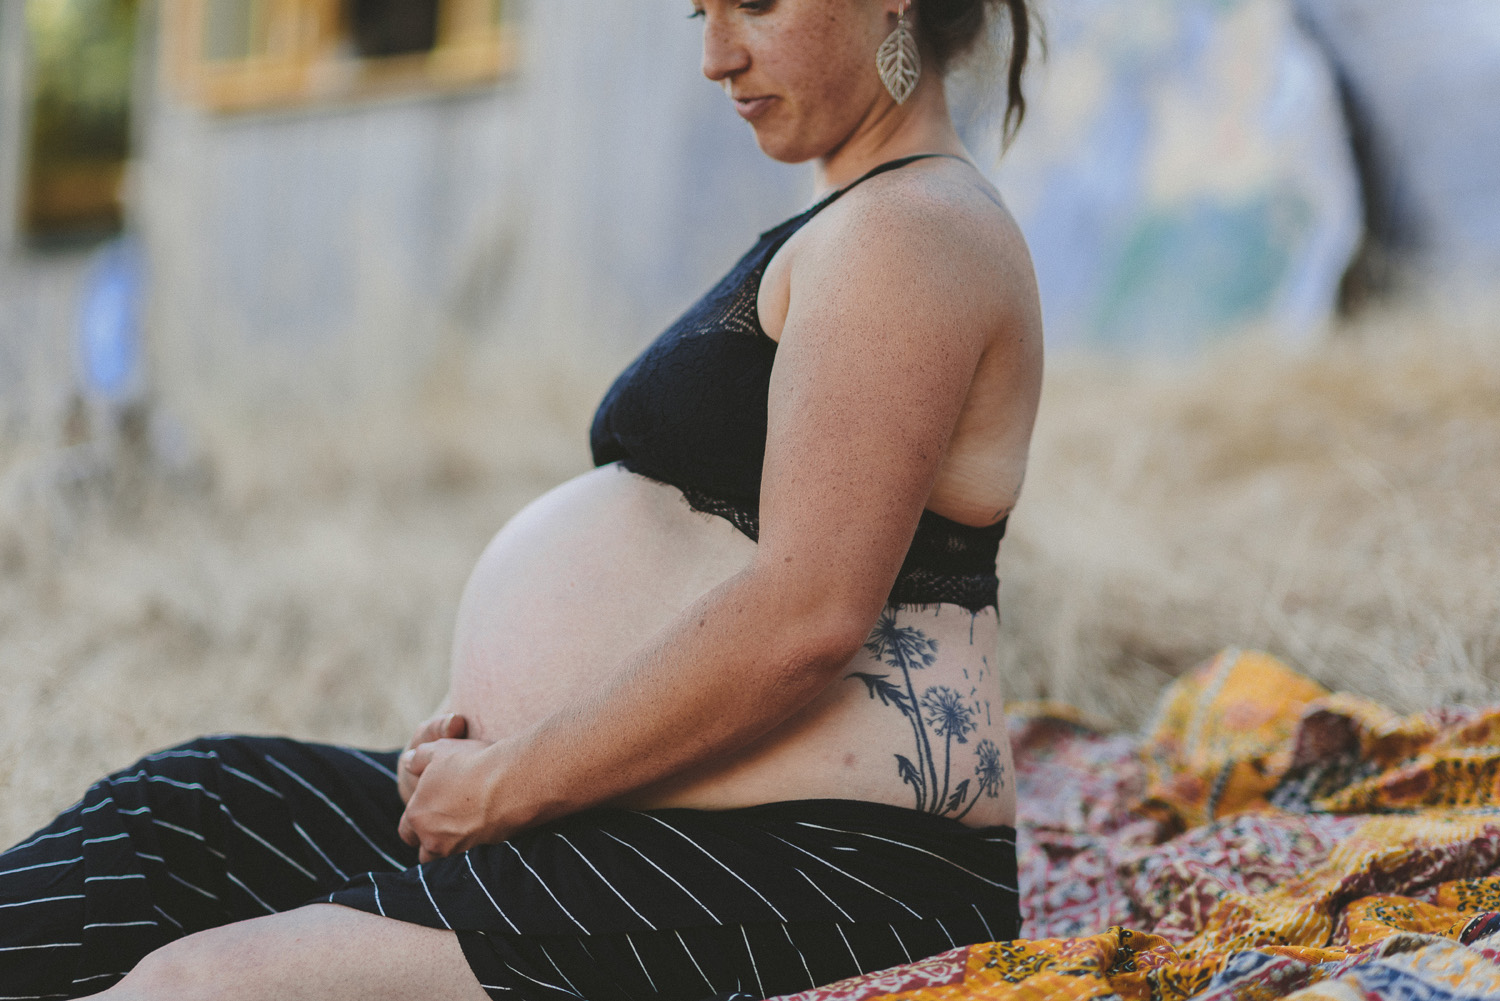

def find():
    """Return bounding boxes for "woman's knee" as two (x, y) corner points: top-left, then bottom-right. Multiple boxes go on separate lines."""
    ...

(109, 933), (221, 997)
(102, 907), (489, 1001)
(105, 914), (305, 997)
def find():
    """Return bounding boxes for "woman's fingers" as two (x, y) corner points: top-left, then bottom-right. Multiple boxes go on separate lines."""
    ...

(396, 737), (500, 860)
(404, 742), (434, 777)
(398, 714), (468, 804)
(397, 810), (418, 847)
(397, 812), (450, 858)
(410, 712), (468, 751)
(409, 718), (438, 750)
(395, 743), (435, 804)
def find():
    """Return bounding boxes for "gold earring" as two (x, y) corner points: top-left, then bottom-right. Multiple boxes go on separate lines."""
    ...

(876, 2), (920, 104)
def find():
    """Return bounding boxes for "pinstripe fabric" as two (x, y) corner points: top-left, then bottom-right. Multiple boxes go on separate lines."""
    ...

(0, 737), (413, 998)
(0, 737), (1018, 1000)
(333, 799), (1019, 999)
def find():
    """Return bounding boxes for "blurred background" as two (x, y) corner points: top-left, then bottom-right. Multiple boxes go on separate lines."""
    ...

(1, 0), (1498, 843)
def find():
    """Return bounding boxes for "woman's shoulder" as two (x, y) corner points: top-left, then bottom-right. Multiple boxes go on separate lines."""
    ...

(835, 157), (1018, 235)
(787, 158), (1037, 330)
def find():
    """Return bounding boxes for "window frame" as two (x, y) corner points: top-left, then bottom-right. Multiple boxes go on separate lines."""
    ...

(162, 0), (516, 115)
(19, 0), (143, 247)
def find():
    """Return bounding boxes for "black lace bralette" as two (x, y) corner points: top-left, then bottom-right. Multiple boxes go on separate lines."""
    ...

(590, 155), (1006, 612)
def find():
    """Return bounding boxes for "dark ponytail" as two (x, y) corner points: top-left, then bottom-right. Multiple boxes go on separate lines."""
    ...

(915, 0), (1035, 145)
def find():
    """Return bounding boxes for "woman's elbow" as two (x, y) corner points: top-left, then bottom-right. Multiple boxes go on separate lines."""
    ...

(758, 579), (878, 679)
(734, 550), (889, 682)
(789, 617), (869, 680)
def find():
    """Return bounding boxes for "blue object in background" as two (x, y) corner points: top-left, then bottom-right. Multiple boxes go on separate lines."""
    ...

(967, 0), (1363, 353)
(77, 236), (145, 403)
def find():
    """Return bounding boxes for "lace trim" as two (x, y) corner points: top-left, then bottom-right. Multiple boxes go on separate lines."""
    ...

(670, 478), (999, 612)
(680, 485), (764, 542)
(886, 568), (1000, 613)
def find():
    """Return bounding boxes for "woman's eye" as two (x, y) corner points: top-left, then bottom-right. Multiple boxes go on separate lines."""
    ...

(688, 1), (771, 19)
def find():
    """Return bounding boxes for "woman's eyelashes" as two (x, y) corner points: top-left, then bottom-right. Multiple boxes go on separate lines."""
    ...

(688, 1), (774, 18)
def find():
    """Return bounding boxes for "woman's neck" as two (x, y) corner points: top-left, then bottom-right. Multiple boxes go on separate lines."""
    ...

(813, 74), (968, 194)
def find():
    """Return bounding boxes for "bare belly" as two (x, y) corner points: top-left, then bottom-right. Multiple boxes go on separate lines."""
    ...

(446, 464), (1017, 827)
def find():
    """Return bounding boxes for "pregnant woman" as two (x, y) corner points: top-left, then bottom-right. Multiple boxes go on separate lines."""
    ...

(0, 1), (1041, 998)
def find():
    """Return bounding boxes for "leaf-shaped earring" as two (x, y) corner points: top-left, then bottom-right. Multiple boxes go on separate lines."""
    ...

(876, 3), (920, 104)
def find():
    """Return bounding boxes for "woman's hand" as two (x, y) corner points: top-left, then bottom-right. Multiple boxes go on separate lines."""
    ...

(397, 712), (468, 804)
(398, 737), (510, 862)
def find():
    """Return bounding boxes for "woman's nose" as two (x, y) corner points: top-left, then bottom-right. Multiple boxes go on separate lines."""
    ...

(700, 16), (751, 83)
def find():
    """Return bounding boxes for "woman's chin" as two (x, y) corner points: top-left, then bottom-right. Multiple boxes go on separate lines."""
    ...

(747, 125), (821, 165)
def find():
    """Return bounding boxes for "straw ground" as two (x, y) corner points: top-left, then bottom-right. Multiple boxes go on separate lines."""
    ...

(2, 304), (1497, 845)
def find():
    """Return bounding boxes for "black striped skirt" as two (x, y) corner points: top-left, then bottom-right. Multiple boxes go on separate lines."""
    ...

(0, 735), (1019, 1000)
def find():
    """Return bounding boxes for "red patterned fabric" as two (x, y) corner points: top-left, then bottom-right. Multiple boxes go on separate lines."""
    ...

(763, 651), (1500, 1001)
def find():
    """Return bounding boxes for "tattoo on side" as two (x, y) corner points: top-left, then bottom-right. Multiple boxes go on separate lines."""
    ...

(847, 610), (1007, 818)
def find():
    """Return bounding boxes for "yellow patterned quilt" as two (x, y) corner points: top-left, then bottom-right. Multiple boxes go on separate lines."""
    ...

(769, 651), (1500, 1001)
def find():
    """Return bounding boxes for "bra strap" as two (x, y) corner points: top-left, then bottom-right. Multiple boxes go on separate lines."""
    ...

(840, 151), (970, 192)
(805, 153), (971, 217)
(845, 152), (968, 189)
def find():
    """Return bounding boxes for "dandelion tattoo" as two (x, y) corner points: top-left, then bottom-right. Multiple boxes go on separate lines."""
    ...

(847, 610), (1003, 818)
(974, 739), (1006, 799)
(921, 686), (977, 810)
(922, 687), (978, 741)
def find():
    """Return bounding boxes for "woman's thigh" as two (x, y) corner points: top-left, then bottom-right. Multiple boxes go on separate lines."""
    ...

(0, 735), (416, 995)
(96, 904), (488, 1001)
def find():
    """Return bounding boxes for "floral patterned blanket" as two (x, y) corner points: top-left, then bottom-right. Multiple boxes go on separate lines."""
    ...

(768, 650), (1500, 1001)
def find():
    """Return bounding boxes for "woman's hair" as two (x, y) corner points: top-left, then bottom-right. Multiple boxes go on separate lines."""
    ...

(915, 0), (1034, 143)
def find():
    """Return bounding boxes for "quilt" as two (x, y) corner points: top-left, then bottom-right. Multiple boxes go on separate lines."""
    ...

(769, 649), (1500, 1001)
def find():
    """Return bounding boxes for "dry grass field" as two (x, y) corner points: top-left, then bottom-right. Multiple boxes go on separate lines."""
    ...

(2, 304), (1498, 847)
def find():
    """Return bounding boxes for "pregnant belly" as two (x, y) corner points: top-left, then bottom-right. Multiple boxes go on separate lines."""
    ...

(446, 463), (1016, 827)
(447, 464), (755, 741)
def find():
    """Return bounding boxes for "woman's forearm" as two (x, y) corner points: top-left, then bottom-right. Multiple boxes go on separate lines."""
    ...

(483, 561), (870, 832)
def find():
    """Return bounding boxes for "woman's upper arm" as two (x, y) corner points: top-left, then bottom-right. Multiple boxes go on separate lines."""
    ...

(755, 192), (1005, 635)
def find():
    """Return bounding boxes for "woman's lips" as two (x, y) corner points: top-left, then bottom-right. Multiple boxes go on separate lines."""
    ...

(732, 95), (775, 120)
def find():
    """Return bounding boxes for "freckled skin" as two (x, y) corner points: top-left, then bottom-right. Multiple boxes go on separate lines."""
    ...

(701, 0), (890, 168)
(701, 1), (1043, 524)
(98, 4), (1040, 994)
(699, 0), (961, 189)
(437, 4), (1039, 827)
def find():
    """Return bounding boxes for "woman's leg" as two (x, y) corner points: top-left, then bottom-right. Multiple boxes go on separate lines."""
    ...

(87, 904), (488, 1001)
(89, 905), (969, 1001)
(327, 798), (1018, 1000)
(0, 736), (415, 997)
